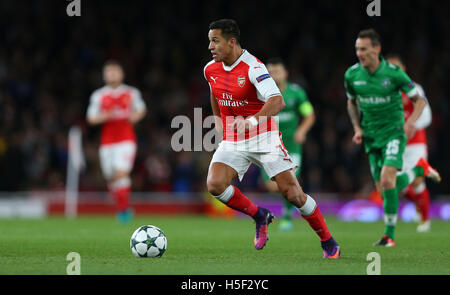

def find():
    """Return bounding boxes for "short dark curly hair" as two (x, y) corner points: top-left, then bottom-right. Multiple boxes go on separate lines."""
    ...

(358, 28), (381, 47)
(103, 59), (123, 69)
(385, 53), (405, 65)
(209, 19), (241, 45)
(266, 57), (286, 67)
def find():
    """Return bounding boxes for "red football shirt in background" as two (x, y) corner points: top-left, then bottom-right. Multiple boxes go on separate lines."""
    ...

(87, 84), (146, 145)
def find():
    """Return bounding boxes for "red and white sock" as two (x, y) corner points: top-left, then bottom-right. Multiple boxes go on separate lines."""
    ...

(412, 183), (430, 221)
(109, 177), (131, 212)
(297, 195), (332, 241)
(404, 186), (415, 201)
(213, 185), (258, 217)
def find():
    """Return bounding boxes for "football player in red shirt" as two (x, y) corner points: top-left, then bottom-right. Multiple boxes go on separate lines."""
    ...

(87, 60), (146, 222)
(204, 19), (340, 258)
(386, 54), (433, 232)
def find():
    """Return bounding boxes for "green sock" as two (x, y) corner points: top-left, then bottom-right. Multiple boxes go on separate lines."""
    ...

(282, 198), (294, 220)
(414, 166), (424, 177)
(396, 166), (425, 192)
(383, 188), (399, 239)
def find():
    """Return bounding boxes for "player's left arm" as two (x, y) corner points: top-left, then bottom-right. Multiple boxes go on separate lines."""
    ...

(294, 91), (315, 144)
(231, 95), (285, 135)
(411, 84), (432, 129)
(404, 94), (426, 139)
(250, 95), (285, 122)
(405, 93), (426, 123)
(129, 88), (147, 124)
(231, 64), (285, 134)
(398, 72), (427, 138)
(248, 64), (286, 120)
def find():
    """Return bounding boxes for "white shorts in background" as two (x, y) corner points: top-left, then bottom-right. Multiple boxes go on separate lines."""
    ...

(402, 143), (427, 171)
(210, 141), (298, 181)
(99, 141), (137, 179)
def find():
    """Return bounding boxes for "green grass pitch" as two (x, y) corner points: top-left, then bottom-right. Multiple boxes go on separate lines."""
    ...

(0, 215), (449, 275)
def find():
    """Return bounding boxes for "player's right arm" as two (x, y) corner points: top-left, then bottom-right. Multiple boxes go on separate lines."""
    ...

(87, 112), (111, 126)
(344, 70), (363, 144)
(347, 99), (363, 144)
(86, 90), (111, 125)
(210, 92), (223, 135)
(204, 63), (223, 135)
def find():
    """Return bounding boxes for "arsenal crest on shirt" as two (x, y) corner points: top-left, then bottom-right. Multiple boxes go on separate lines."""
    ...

(237, 75), (246, 87)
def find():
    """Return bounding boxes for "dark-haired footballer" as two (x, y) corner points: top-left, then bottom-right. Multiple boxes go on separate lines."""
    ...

(345, 29), (440, 247)
(204, 19), (340, 258)
(87, 60), (146, 223)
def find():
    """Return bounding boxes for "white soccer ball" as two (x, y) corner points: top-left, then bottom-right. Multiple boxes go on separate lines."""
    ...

(130, 225), (167, 258)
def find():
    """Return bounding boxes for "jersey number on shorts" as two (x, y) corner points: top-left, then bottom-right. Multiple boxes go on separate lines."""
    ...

(386, 139), (400, 156)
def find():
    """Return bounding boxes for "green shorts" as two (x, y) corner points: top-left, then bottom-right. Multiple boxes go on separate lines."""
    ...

(261, 151), (302, 182)
(366, 133), (407, 182)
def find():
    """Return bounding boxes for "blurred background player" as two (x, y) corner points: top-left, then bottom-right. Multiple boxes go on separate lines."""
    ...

(385, 53), (432, 232)
(345, 29), (440, 247)
(261, 58), (315, 231)
(368, 54), (434, 232)
(86, 60), (146, 223)
(205, 19), (339, 258)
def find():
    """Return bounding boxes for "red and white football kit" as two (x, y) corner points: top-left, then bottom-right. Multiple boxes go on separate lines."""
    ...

(402, 83), (431, 171)
(402, 82), (432, 223)
(87, 84), (146, 179)
(204, 50), (336, 251)
(204, 50), (296, 181)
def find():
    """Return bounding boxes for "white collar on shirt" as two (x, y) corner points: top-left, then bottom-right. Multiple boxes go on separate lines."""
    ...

(222, 49), (248, 72)
(105, 84), (126, 93)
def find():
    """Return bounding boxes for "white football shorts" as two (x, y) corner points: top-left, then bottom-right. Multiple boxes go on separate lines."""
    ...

(209, 140), (298, 181)
(402, 143), (427, 171)
(99, 141), (137, 179)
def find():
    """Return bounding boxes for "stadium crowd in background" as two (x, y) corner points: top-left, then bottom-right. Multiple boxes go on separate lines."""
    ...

(0, 1), (449, 198)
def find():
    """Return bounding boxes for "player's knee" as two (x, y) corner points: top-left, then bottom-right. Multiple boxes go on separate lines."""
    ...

(283, 190), (297, 204)
(380, 178), (396, 190)
(411, 176), (425, 188)
(293, 190), (308, 207)
(380, 166), (398, 190)
(280, 184), (305, 207)
(206, 177), (228, 196)
(110, 171), (129, 183)
(265, 181), (279, 193)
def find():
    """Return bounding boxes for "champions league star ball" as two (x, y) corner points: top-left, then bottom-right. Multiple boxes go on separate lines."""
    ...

(130, 225), (167, 258)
